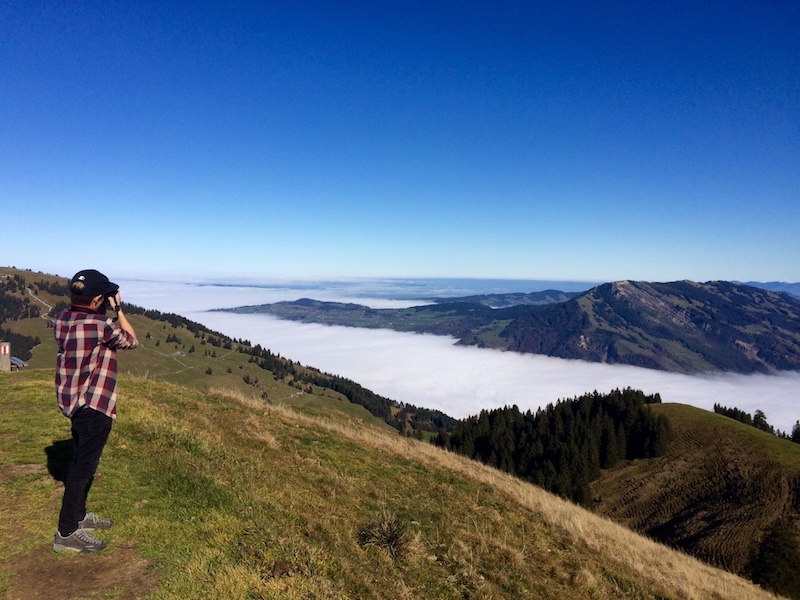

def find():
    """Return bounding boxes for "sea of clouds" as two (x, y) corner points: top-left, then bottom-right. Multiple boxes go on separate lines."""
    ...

(119, 277), (800, 434)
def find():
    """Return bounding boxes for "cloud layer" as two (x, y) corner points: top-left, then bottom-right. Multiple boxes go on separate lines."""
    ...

(122, 279), (800, 434)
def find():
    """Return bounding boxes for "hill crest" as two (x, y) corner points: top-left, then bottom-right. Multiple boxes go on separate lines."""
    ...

(593, 402), (800, 595)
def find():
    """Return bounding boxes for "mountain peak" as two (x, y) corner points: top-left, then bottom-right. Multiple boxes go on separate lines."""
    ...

(502, 280), (800, 373)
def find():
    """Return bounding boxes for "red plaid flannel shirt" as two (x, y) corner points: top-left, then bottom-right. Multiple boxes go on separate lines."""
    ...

(54, 306), (138, 419)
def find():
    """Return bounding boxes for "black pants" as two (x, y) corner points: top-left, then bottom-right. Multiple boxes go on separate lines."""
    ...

(58, 406), (113, 536)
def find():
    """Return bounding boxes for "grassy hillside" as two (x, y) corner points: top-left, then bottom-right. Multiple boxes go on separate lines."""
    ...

(0, 369), (784, 599)
(593, 403), (800, 596)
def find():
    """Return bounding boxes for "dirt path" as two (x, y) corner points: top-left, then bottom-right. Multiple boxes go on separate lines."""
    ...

(0, 465), (158, 600)
(25, 288), (55, 323)
(3, 544), (157, 600)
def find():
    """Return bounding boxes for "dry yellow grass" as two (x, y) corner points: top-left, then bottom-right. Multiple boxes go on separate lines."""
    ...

(233, 392), (782, 600)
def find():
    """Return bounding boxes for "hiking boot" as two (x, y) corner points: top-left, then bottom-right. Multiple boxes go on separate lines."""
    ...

(53, 528), (108, 553)
(79, 512), (113, 531)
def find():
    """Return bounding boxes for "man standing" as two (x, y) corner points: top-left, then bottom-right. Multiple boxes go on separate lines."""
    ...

(52, 269), (138, 553)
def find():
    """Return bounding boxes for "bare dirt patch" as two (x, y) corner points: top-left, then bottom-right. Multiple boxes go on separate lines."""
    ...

(0, 464), (48, 481)
(2, 542), (158, 600)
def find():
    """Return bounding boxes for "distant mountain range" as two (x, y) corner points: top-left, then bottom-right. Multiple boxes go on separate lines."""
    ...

(744, 281), (800, 298)
(222, 280), (800, 374)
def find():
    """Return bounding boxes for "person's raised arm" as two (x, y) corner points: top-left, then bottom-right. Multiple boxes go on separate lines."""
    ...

(109, 292), (138, 344)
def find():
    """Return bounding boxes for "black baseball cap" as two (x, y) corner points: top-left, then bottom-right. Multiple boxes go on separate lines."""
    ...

(69, 269), (119, 297)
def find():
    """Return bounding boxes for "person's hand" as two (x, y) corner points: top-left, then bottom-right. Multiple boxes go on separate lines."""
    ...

(109, 291), (121, 311)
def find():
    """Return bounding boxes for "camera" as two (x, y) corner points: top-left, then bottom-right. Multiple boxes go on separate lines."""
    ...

(100, 292), (120, 315)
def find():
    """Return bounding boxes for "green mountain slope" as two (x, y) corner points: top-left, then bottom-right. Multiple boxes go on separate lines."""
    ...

(503, 280), (800, 373)
(592, 403), (800, 598)
(0, 369), (782, 599)
(229, 280), (800, 374)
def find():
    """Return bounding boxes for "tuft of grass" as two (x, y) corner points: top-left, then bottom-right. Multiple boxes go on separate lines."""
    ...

(358, 511), (413, 561)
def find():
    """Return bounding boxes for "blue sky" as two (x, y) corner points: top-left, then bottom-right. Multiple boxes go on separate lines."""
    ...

(3, 1), (799, 283)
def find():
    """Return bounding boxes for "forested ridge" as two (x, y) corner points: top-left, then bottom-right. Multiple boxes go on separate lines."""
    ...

(244, 343), (456, 434)
(715, 403), (800, 443)
(434, 388), (671, 505)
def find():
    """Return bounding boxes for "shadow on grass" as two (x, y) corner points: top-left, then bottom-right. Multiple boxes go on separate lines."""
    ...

(45, 439), (72, 482)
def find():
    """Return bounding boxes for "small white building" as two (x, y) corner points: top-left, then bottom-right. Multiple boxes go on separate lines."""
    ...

(0, 342), (26, 371)
(0, 342), (10, 372)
